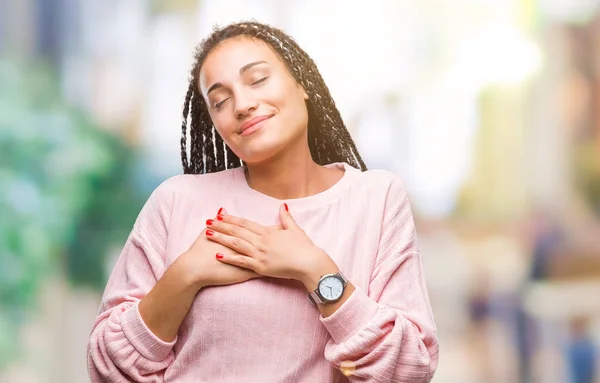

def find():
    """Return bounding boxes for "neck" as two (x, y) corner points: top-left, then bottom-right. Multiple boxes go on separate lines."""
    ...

(244, 145), (337, 200)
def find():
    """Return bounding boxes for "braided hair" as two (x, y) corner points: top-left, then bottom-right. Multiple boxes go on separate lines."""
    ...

(181, 20), (367, 174)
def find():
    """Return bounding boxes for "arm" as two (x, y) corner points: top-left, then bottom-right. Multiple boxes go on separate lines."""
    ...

(87, 180), (191, 383)
(313, 178), (439, 382)
(137, 260), (199, 343)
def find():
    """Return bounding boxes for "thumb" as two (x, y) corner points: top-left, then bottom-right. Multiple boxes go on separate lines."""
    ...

(279, 203), (297, 230)
(266, 223), (284, 232)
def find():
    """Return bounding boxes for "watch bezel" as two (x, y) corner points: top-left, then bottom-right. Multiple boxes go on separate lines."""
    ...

(309, 272), (347, 304)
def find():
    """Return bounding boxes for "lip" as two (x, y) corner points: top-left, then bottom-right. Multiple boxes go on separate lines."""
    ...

(239, 114), (274, 135)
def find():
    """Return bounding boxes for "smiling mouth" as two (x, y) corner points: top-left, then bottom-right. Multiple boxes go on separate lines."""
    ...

(239, 114), (274, 135)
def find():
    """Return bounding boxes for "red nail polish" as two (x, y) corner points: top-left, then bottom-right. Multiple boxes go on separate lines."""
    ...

(217, 214), (224, 221)
(206, 219), (214, 226)
(217, 207), (224, 215)
(216, 253), (224, 259)
(284, 203), (289, 212)
(206, 229), (214, 236)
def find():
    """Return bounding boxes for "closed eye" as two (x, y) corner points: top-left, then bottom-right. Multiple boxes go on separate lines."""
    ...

(215, 98), (229, 109)
(252, 77), (269, 86)
(214, 77), (268, 109)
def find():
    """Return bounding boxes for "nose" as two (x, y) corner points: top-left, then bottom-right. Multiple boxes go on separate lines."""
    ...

(234, 89), (258, 118)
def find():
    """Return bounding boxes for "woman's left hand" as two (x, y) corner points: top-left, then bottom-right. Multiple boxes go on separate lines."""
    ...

(205, 204), (335, 282)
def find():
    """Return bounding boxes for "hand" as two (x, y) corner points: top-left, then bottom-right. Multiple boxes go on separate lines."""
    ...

(173, 209), (264, 290)
(205, 204), (336, 282)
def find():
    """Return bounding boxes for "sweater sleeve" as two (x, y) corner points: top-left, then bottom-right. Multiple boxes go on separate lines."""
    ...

(87, 179), (177, 383)
(319, 177), (439, 382)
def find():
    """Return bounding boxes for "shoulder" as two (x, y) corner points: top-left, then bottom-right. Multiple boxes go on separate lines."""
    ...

(354, 167), (408, 200)
(133, 168), (239, 232)
(152, 168), (239, 200)
(356, 169), (417, 244)
(141, 168), (239, 218)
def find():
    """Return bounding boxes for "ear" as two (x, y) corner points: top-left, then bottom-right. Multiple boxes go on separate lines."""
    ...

(297, 83), (309, 100)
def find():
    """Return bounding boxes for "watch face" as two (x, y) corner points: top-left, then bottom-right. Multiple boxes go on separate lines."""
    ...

(318, 275), (344, 301)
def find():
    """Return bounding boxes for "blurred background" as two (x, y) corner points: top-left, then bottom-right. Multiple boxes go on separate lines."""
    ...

(1, 0), (600, 382)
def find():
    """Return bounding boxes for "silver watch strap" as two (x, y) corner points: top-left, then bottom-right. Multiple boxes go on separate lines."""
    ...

(308, 290), (324, 305)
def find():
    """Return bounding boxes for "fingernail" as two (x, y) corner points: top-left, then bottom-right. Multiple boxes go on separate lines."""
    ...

(217, 207), (224, 215)
(206, 229), (214, 237)
(217, 213), (224, 221)
(216, 253), (224, 259)
(284, 203), (289, 212)
(206, 219), (214, 226)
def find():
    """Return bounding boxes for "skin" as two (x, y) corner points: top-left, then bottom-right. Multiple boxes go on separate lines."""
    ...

(139, 37), (355, 343)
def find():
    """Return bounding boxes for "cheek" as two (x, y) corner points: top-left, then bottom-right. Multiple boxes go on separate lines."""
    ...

(211, 112), (237, 139)
(285, 95), (309, 127)
(271, 86), (308, 122)
(265, 77), (300, 110)
(210, 118), (241, 155)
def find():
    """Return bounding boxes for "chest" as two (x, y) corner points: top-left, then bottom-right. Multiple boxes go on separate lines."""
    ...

(169, 204), (380, 290)
(165, 201), (383, 359)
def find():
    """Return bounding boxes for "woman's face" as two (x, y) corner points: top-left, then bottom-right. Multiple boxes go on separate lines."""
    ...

(199, 37), (309, 165)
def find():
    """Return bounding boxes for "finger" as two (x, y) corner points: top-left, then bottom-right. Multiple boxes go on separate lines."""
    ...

(205, 229), (257, 257)
(207, 218), (260, 246)
(203, 207), (227, 235)
(279, 203), (298, 230)
(218, 211), (267, 235)
(215, 252), (259, 272)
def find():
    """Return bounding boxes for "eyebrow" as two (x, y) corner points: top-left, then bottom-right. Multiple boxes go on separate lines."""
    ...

(206, 60), (268, 96)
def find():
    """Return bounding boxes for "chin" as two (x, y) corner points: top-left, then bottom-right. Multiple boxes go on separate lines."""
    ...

(236, 140), (291, 166)
(232, 129), (286, 163)
(229, 120), (306, 165)
(237, 148), (280, 166)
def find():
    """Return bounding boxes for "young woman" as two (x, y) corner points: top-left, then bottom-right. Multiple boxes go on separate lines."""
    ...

(87, 21), (439, 382)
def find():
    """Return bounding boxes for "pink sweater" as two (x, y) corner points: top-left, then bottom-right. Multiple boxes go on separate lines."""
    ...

(87, 162), (439, 382)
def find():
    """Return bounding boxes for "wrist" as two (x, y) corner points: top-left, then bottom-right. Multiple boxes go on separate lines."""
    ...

(299, 250), (339, 292)
(170, 254), (204, 292)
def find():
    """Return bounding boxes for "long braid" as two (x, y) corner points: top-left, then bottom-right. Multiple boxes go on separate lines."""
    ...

(225, 144), (238, 169)
(181, 20), (367, 174)
(204, 126), (216, 172)
(189, 90), (206, 174)
(214, 129), (226, 168)
(180, 84), (193, 174)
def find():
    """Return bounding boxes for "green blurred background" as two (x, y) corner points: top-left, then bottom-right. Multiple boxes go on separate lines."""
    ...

(1, 0), (600, 382)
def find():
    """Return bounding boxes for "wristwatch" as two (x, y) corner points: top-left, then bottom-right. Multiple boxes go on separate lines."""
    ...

(308, 271), (348, 305)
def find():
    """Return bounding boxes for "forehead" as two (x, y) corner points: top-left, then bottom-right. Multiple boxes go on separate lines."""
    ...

(199, 37), (283, 91)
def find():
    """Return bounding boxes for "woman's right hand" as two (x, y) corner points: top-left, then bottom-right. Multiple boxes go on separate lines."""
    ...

(174, 210), (267, 290)
(178, 228), (262, 290)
